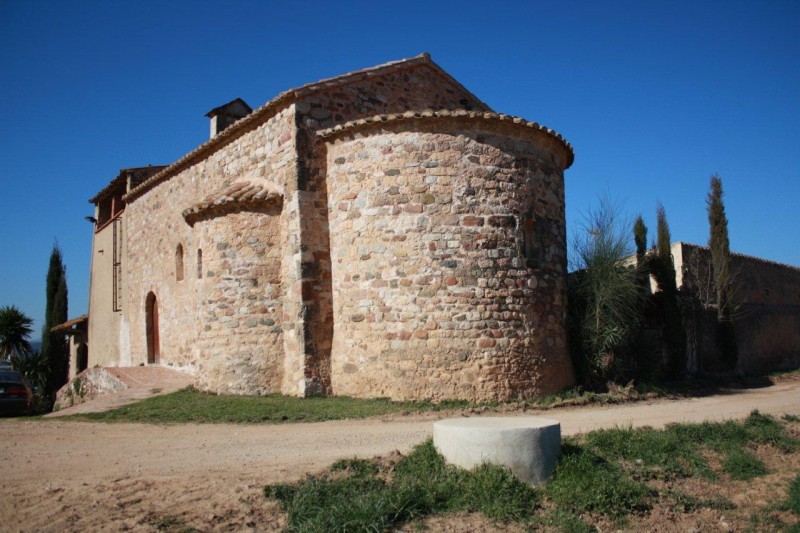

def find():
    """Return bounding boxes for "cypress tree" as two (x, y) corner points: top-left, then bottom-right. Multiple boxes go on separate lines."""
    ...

(653, 203), (686, 376)
(707, 174), (737, 368)
(41, 243), (69, 400)
(633, 215), (648, 268)
(653, 203), (677, 293)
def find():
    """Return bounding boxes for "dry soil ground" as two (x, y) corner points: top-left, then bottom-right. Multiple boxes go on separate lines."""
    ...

(1, 380), (799, 532)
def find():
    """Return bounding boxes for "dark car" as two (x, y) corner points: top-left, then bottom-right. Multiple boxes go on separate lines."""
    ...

(0, 370), (33, 416)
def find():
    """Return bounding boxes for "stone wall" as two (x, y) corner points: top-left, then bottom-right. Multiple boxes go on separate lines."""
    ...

(282, 63), (491, 395)
(677, 242), (800, 373)
(192, 206), (285, 394)
(111, 58), (578, 400)
(323, 115), (574, 401)
(124, 107), (297, 391)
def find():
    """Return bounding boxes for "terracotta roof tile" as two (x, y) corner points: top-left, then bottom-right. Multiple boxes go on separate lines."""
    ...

(316, 109), (575, 168)
(182, 180), (283, 226)
(125, 53), (489, 202)
(51, 315), (88, 333)
(89, 166), (167, 204)
(678, 242), (800, 271)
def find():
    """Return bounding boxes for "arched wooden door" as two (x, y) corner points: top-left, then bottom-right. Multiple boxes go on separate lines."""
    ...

(146, 292), (160, 364)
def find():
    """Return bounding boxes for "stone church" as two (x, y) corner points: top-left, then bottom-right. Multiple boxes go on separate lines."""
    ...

(83, 53), (576, 401)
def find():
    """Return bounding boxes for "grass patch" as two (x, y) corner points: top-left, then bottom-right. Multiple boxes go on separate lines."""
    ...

(585, 410), (793, 482)
(780, 473), (800, 514)
(263, 413), (800, 530)
(544, 443), (651, 519)
(722, 448), (767, 480)
(265, 440), (538, 531)
(537, 510), (594, 533)
(585, 423), (714, 480)
(62, 387), (472, 424)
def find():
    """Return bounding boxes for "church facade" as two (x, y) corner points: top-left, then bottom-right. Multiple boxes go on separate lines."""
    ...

(85, 54), (576, 401)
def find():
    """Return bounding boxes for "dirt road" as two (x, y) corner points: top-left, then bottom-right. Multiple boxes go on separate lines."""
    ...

(2, 380), (799, 532)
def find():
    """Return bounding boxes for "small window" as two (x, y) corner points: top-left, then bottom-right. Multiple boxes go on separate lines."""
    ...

(523, 214), (548, 268)
(523, 216), (538, 265)
(197, 249), (203, 279)
(176, 244), (184, 281)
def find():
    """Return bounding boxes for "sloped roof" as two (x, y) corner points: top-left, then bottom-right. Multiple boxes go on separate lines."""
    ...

(125, 53), (490, 202)
(317, 109), (574, 168)
(89, 165), (167, 204)
(182, 180), (283, 226)
(51, 314), (88, 333)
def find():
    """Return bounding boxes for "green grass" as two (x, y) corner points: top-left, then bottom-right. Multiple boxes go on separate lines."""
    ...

(47, 376), (761, 425)
(780, 473), (800, 514)
(265, 440), (539, 532)
(723, 448), (768, 480)
(54, 382), (670, 424)
(543, 443), (651, 519)
(264, 412), (800, 531)
(61, 387), (472, 424)
(585, 410), (793, 482)
(47, 376), (709, 425)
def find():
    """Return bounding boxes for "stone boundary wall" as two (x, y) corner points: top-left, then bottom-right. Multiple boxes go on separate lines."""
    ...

(323, 116), (574, 401)
(677, 242), (800, 374)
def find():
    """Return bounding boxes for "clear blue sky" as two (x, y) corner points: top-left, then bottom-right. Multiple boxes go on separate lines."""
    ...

(1, 0), (798, 335)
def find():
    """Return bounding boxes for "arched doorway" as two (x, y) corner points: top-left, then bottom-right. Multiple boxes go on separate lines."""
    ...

(146, 292), (160, 364)
(76, 342), (88, 373)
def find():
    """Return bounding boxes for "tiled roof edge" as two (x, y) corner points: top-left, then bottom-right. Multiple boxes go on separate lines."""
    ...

(124, 53), (439, 202)
(316, 109), (575, 168)
(421, 54), (493, 112)
(89, 166), (167, 204)
(51, 314), (89, 332)
(182, 194), (283, 227)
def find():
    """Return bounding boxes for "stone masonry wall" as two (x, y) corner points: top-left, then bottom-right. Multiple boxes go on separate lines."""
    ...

(323, 117), (574, 401)
(283, 64), (491, 395)
(124, 107), (296, 392)
(192, 206), (285, 394)
(117, 59), (578, 400)
(677, 243), (800, 374)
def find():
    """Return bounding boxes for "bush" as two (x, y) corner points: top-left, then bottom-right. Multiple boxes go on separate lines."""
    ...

(568, 197), (643, 386)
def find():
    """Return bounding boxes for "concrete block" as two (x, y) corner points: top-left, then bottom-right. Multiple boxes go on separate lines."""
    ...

(433, 416), (561, 485)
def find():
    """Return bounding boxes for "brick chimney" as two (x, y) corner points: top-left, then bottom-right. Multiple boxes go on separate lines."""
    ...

(205, 98), (253, 138)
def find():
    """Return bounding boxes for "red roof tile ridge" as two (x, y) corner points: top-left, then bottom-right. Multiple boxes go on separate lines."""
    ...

(316, 109), (574, 168)
(124, 53), (448, 203)
(51, 314), (89, 332)
(182, 178), (284, 226)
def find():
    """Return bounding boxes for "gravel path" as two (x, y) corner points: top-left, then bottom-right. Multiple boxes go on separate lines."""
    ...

(2, 379), (799, 532)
